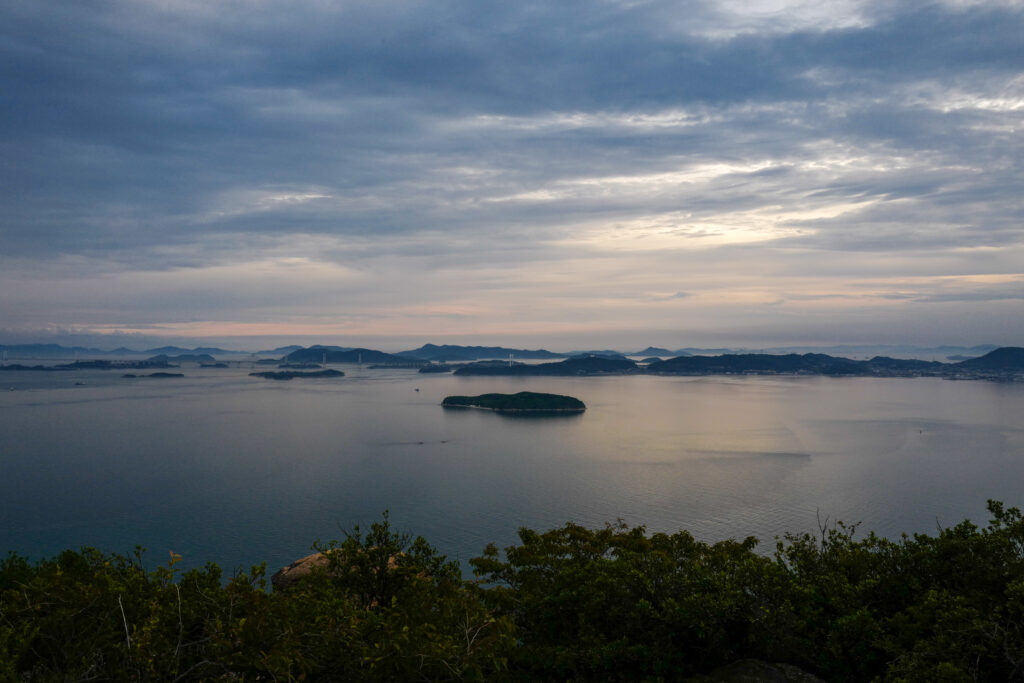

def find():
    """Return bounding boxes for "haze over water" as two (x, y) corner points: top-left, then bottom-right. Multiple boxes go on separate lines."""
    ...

(2, 365), (1022, 574)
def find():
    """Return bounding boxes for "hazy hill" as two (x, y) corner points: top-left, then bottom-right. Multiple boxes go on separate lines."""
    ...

(630, 346), (679, 357)
(952, 346), (1024, 370)
(676, 348), (735, 356)
(396, 344), (564, 361)
(145, 346), (236, 355)
(257, 345), (304, 355)
(865, 356), (944, 371)
(0, 343), (107, 358)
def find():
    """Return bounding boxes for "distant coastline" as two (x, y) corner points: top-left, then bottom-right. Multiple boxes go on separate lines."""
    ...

(0, 341), (1002, 362)
(444, 347), (1024, 381)
(3, 344), (1022, 382)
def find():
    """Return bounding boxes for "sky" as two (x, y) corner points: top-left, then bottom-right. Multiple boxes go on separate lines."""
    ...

(1, 0), (1022, 352)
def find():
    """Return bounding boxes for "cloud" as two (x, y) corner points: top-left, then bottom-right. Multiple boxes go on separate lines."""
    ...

(0, 0), (1022, 346)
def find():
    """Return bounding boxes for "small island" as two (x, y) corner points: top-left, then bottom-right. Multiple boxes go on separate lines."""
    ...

(249, 369), (345, 381)
(442, 391), (585, 414)
(418, 364), (452, 373)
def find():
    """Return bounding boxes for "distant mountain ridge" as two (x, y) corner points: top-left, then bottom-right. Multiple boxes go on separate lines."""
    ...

(144, 346), (235, 356)
(0, 344), (248, 358)
(0, 343), (108, 358)
(0, 341), (1010, 365)
(257, 345), (304, 355)
(629, 347), (687, 357)
(285, 347), (407, 364)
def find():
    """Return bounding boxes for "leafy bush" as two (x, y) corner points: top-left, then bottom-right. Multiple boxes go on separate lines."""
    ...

(2, 502), (1023, 681)
(470, 522), (770, 680)
(0, 516), (513, 681)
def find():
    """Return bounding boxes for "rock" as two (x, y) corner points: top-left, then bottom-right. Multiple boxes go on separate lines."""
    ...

(270, 549), (402, 592)
(271, 551), (333, 591)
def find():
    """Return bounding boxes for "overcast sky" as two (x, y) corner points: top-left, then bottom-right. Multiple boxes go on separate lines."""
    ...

(1, 0), (1022, 351)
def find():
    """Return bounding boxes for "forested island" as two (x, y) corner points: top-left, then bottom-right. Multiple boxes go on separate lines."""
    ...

(442, 391), (586, 413)
(453, 355), (638, 376)
(3, 502), (1023, 681)
(445, 347), (1024, 380)
(284, 347), (407, 364)
(397, 343), (566, 361)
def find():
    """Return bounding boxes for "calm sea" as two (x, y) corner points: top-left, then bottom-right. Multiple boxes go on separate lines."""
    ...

(2, 364), (1022, 574)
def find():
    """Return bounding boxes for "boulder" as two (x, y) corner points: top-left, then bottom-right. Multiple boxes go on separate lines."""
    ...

(270, 549), (402, 592)
(271, 551), (333, 591)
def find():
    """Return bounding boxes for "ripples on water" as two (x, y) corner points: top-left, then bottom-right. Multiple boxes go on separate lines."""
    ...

(1, 366), (1022, 574)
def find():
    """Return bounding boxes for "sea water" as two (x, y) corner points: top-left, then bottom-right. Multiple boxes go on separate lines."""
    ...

(1, 365), (1022, 574)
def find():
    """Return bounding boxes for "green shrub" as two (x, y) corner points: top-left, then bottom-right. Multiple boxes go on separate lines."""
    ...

(2, 502), (1023, 681)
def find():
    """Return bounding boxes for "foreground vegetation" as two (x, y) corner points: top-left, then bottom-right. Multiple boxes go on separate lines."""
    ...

(3, 503), (1024, 681)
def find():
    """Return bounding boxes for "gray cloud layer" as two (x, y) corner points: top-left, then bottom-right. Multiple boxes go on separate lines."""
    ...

(1, 0), (1021, 347)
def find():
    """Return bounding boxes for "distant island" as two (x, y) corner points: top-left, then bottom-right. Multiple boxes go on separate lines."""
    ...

(3, 343), (1022, 381)
(646, 347), (1024, 380)
(1, 341), (1003, 363)
(453, 355), (637, 376)
(0, 364), (75, 372)
(121, 372), (185, 379)
(397, 343), (566, 362)
(442, 392), (586, 414)
(61, 359), (177, 370)
(249, 369), (345, 381)
(285, 347), (408, 364)
(444, 347), (1024, 381)
(418, 364), (453, 373)
(143, 346), (234, 356)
